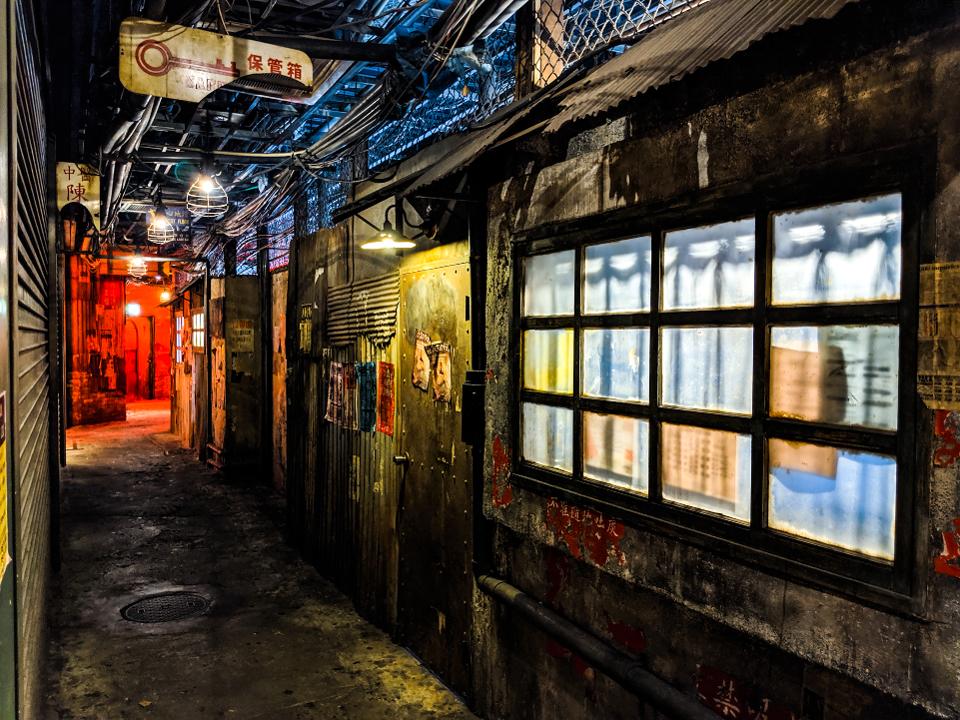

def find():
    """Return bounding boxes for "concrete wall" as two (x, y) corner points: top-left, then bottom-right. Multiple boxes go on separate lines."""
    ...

(476, 4), (960, 719)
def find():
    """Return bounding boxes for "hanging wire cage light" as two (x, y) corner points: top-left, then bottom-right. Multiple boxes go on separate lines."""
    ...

(186, 172), (229, 219)
(146, 204), (176, 244)
(127, 255), (148, 279)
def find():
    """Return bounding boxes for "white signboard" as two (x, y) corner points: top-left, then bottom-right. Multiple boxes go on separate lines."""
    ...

(119, 18), (313, 103)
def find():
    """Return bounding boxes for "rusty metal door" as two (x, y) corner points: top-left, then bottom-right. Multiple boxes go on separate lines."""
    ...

(397, 244), (473, 695)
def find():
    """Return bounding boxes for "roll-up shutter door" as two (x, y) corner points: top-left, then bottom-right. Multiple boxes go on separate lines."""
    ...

(12, 0), (53, 717)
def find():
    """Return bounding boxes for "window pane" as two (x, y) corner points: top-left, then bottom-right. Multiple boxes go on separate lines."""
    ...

(524, 250), (575, 316)
(663, 219), (755, 309)
(523, 330), (574, 394)
(768, 439), (896, 561)
(584, 236), (652, 314)
(522, 403), (573, 472)
(584, 413), (648, 494)
(661, 327), (753, 414)
(772, 194), (901, 305)
(583, 328), (649, 402)
(770, 325), (898, 430)
(662, 424), (751, 522)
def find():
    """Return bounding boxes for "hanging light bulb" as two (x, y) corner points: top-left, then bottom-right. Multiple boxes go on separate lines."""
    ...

(186, 170), (229, 219)
(160, 289), (171, 303)
(147, 202), (176, 244)
(128, 255), (148, 279)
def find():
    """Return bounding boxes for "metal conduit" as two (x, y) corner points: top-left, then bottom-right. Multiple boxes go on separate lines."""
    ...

(476, 575), (718, 720)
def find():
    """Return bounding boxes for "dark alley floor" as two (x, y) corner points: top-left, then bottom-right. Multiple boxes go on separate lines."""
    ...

(44, 401), (478, 720)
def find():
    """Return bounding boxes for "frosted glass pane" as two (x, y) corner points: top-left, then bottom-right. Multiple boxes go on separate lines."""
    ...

(522, 403), (573, 473)
(584, 413), (648, 494)
(583, 328), (649, 402)
(663, 219), (755, 309)
(584, 236), (652, 314)
(770, 325), (898, 430)
(661, 327), (753, 414)
(768, 439), (896, 561)
(523, 330), (574, 394)
(662, 424), (751, 522)
(524, 250), (575, 316)
(772, 194), (901, 305)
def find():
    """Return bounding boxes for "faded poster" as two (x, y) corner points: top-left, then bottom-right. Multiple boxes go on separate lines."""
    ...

(357, 362), (377, 433)
(324, 361), (343, 425)
(412, 330), (431, 391)
(427, 341), (452, 403)
(342, 364), (359, 430)
(377, 362), (395, 436)
(919, 262), (960, 409)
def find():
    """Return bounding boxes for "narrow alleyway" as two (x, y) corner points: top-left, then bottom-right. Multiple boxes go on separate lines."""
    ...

(44, 401), (477, 720)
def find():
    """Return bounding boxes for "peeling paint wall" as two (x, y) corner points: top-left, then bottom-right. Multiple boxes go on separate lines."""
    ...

(272, 269), (288, 492)
(476, 5), (960, 720)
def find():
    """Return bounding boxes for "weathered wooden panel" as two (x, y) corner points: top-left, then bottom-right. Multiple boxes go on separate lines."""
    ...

(272, 269), (288, 492)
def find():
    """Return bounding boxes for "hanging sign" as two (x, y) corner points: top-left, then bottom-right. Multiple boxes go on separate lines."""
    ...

(119, 18), (313, 103)
(56, 162), (101, 230)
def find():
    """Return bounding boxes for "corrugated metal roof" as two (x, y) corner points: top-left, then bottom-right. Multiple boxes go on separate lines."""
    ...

(545, 0), (860, 132)
(326, 272), (400, 347)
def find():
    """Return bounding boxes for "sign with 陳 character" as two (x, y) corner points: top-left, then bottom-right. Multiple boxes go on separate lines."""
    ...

(119, 18), (313, 103)
(56, 162), (101, 230)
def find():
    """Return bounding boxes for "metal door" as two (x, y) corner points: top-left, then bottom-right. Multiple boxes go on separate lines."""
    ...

(11, 1), (56, 717)
(397, 244), (473, 695)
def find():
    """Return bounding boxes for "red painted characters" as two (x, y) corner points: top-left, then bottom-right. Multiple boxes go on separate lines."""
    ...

(544, 497), (626, 567)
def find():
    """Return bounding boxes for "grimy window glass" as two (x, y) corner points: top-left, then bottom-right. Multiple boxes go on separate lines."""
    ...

(516, 191), (907, 580)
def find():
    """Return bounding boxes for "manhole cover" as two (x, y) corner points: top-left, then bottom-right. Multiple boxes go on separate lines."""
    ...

(121, 592), (210, 623)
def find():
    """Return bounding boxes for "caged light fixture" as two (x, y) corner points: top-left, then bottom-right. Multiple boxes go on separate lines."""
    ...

(127, 255), (148, 279)
(146, 197), (176, 244)
(186, 170), (229, 219)
(187, 145), (229, 219)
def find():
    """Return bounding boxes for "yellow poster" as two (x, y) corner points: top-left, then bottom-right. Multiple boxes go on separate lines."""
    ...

(0, 392), (8, 579)
(119, 18), (313, 103)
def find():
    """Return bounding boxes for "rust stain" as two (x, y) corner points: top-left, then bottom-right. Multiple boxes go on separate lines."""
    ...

(545, 639), (594, 682)
(935, 518), (960, 579)
(545, 497), (626, 567)
(544, 547), (570, 605)
(606, 618), (646, 655)
(491, 435), (513, 508)
(484, 367), (496, 383)
(933, 410), (960, 468)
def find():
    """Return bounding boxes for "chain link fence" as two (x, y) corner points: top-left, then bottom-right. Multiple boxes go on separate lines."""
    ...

(531, 0), (705, 86)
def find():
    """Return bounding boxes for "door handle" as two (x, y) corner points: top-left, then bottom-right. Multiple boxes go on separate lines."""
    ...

(393, 453), (411, 467)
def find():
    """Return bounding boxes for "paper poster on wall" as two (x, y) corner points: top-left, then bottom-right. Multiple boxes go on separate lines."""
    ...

(377, 362), (395, 436)
(298, 305), (313, 354)
(357, 362), (377, 433)
(227, 318), (254, 353)
(342, 364), (359, 431)
(325, 361), (344, 425)
(919, 262), (960, 409)
(412, 330), (431, 391)
(427, 342), (452, 403)
(0, 393), (8, 579)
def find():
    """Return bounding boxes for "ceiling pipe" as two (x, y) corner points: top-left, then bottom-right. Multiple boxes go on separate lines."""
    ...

(247, 34), (399, 63)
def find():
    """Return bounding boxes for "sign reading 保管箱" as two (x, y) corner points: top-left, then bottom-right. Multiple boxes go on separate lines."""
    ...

(119, 18), (313, 104)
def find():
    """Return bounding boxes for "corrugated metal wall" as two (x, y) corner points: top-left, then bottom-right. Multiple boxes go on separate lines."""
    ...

(315, 337), (401, 627)
(12, 0), (55, 716)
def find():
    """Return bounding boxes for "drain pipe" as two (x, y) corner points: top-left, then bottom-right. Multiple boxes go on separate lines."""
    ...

(476, 575), (718, 720)
(461, 178), (713, 720)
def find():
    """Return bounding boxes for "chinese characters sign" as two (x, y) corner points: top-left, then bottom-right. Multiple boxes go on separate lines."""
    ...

(119, 18), (312, 103)
(56, 162), (101, 229)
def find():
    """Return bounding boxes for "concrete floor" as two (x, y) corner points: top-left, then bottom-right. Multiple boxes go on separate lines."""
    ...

(44, 401), (478, 720)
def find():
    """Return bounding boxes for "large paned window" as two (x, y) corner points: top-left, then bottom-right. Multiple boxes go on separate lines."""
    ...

(515, 188), (916, 601)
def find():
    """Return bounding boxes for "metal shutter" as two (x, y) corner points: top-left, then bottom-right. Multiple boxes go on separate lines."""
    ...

(13, 1), (52, 717)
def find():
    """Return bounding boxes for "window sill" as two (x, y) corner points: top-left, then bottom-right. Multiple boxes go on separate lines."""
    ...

(509, 468), (925, 619)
